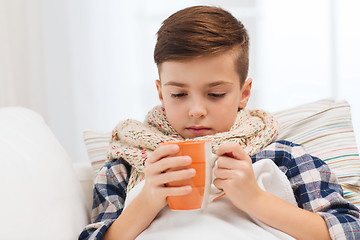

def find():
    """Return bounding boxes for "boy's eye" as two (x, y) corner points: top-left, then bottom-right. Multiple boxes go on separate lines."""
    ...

(208, 93), (226, 98)
(171, 93), (187, 98)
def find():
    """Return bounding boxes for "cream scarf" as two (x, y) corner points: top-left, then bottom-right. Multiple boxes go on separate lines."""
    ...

(107, 106), (279, 193)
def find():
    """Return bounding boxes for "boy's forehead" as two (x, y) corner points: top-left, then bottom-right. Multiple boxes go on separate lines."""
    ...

(158, 50), (237, 72)
(158, 52), (240, 84)
(163, 80), (234, 88)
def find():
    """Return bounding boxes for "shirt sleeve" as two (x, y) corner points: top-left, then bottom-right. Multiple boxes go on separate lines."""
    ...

(252, 140), (360, 240)
(78, 158), (132, 240)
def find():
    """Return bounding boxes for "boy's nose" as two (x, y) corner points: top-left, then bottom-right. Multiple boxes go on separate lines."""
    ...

(188, 100), (207, 118)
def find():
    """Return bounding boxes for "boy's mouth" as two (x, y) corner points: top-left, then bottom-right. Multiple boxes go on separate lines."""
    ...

(186, 126), (211, 136)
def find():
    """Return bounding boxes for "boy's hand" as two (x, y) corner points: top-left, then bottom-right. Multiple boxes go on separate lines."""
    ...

(140, 144), (195, 212)
(213, 142), (263, 211)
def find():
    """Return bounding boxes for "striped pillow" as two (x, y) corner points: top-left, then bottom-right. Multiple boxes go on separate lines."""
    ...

(83, 131), (111, 173)
(274, 99), (360, 207)
(83, 99), (360, 207)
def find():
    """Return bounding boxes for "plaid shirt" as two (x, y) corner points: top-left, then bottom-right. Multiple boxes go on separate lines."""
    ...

(79, 140), (360, 240)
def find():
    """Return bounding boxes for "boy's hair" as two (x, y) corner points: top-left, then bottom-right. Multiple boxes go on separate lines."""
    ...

(154, 6), (250, 86)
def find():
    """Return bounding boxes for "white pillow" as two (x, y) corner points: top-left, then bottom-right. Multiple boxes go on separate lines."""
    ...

(83, 99), (360, 207)
(0, 107), (89, 240)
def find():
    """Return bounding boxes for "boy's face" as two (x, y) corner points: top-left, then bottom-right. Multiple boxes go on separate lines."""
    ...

(156, 51), (252, 139)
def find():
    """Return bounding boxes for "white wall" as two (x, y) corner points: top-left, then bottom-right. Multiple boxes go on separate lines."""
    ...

(255, 0), (360, 146)
(0, 0), (359, 162)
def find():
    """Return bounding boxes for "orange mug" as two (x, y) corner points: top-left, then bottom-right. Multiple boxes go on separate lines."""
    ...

(161, 140), (224, 210)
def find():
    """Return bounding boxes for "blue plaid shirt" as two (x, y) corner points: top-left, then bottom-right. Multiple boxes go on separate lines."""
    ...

(79, 140), (360, 239)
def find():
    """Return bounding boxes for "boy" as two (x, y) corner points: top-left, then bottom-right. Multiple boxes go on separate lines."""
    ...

(79, 6), (360, 240)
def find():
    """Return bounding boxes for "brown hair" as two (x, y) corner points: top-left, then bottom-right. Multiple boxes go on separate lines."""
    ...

(154, 6), (250, 86)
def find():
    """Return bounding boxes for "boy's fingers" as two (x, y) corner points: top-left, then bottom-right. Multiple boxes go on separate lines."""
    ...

(161, 185), (193, 197)
(213, 178), (226, 191)
(216, 156), (239, 169)
(147, 155), (191, 175)
(216, 156), (251, 171)
(156, 168), (196, 184)
(147, 144), (179, 163)
(214, 167), (233, 179)
(216, 142), (251, 162)
(159, 155), (192, 171)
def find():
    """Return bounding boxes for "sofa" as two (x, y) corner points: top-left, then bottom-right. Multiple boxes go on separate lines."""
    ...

(1, 99), (359, 240)
(0, 107), (93, 240)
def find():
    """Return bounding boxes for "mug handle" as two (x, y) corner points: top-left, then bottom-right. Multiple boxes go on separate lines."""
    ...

(202, 153), (225, 209)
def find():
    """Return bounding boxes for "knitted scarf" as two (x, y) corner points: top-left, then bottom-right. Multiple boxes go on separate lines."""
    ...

(107, 106), (279, 193)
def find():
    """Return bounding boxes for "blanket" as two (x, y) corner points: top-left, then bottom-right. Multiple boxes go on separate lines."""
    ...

(124, 159), (297, 240)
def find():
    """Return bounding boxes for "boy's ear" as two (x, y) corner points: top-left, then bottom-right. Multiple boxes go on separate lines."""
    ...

(238, 78), (252, 109)
(156, 80), (164, 105)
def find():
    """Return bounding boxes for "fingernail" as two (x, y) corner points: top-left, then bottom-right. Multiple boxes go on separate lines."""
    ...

(184, 156), (192, 163)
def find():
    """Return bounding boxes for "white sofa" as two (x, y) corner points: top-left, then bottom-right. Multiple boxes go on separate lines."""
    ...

(1, 99), (359, 240)
(0, 107), (93, 240)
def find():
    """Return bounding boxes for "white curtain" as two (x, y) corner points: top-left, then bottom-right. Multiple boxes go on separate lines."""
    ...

(1, 0), (359, 163)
